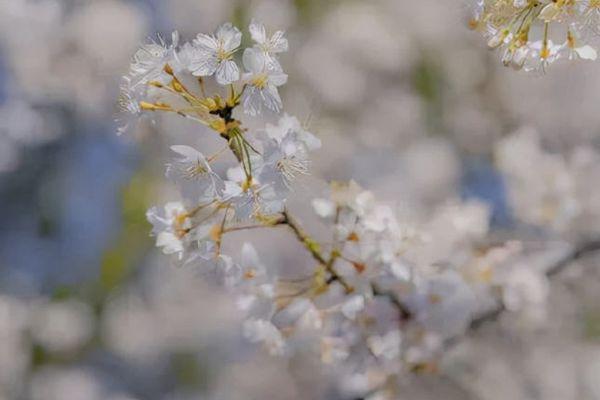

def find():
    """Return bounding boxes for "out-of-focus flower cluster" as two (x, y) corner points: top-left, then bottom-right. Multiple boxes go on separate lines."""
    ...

(0, 263), (243, 400)
(496, 127), (600, 236)
(470, 0), (600, 71)
(0, 0), (146, 172)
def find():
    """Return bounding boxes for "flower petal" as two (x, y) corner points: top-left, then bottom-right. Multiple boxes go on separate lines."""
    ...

(243, 48), (266, 74)
(249, 20), (267, 44)
(216, 60), (240, 85)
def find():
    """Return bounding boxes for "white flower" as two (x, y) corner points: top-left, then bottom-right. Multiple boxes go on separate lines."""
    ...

(321, 337), (350, 364)
(579, 1), (600, 35)
(566, 44), (598, 61)
(249, 20), (288, 70)
(166, 145), (224, 201)
(258, 114), (321, 189)
(116, 76), (144, 135)
(330, 180), (365, 209)
(504, 45), (530, 70)
(243, 319), (286, 356)
(216, 255), (242, 288)
(496, 128), (580, 230)
(146, 201), (217, 265)
(264, 114), (321, 150)
(221, 167), (259, 220)
(358, 209), (414, 280)
(146, 202), (191, 259)
(502, 268), (549, 313)
(539, 2), (564, 22)
(235, 243), (276, 318)
(241, 48), (288, 115)
(486, 27), (511, 49)
(173, 42), (197, 72)
(31, 300), (94, 353)
(297, 302), (323, 332)
(260, 140), (310, 188)
(129, 31), (179, 86)
(223, 166), (286, 218)
(312, 198), (337, 219)
(469, 0), (485, 23)
(564, 31), (598, 61)
(524, 40), (562, 73)
(476, 0), (600, 71)
(340, 295), (365, 320)
(408, 271), (477, 337)
(239, 242), (267, 281)
(366, 330), (402, 360)
(188, 23), (242, 85)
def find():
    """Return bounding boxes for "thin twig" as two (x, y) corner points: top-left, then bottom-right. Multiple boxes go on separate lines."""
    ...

(281, 209), (354, 293)
(371, 282), (413, 322)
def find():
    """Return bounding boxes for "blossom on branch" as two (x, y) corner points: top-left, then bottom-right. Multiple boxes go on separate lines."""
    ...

(117, 19), (597, 398)
(470, 0), (600, 71)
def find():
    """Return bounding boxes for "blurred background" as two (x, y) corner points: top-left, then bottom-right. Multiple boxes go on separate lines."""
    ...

(2, 0), (600, 399)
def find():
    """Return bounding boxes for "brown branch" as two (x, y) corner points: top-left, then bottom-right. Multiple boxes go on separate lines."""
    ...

(281, 209), (354, 293)
(371, 282), (413, 322)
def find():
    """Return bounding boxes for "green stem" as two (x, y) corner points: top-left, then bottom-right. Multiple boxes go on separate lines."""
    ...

(281, 209), (354, 293)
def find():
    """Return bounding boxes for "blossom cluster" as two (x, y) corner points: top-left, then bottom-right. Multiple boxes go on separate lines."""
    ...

(496, 127), (600, 234)
(470, 0), (600, 71)
(118, 21), (576, 397)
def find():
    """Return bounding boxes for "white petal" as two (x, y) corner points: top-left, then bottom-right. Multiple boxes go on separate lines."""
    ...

(390, 261), (411, 281)
(269, 31), (288, 53)
(241, 242), (260, 266)
(312, 198), (336, 218)
(268, 72), (288, 87)
(171, 31), (180, 47)
(170, 145), (203, 161)
(243, 48), (266, 74)
(216, 23), (242, 52)
(539, 3), (560, 22)
(156, 232), (183, 255)
(164, 201), (186, 217)
(216, 60), (240, 85)
(300, 131), (321, 151)
(190, 223), (212, 241)
(367, 330), (402, 360)
(188, 55), (218, 77)
(243, 319), (285, 356)
(264, 55), (283, 73)
(341, 295), (365, 320)
(242, 87), (262, 116)
(263, 85), (283, 113)
(193, 34), (219, 52)
(249, 20), (267, 44)
(227, 166), (246, 182)
(576, 45), (597, 60)
(222, 181), (243, 200)
(146, 206), (169, 232)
